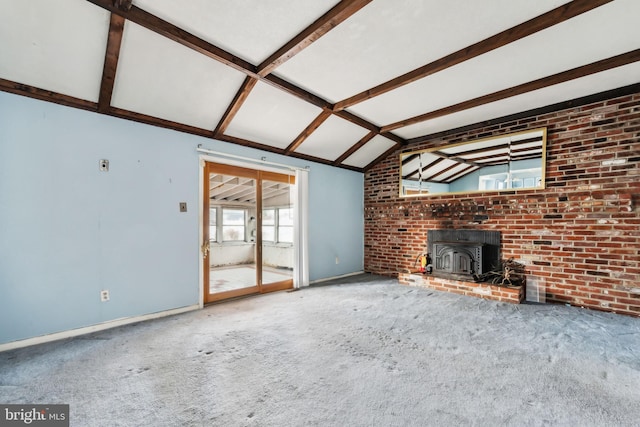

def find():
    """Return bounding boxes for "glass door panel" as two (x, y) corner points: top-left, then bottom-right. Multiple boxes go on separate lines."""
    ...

(205, 163), (258, 303)
(260, 175), (294, 290)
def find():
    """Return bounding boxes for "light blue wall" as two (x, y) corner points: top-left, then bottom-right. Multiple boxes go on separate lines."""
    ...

(0, 92), (364, 344)
(309, 166), (363, 277)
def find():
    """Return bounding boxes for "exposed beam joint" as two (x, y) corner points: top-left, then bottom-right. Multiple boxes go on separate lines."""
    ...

(87, 0), (334, 110)
(333, 0), (614, 111)
(86, 0), (258, 76)
(214, 76), (258, 136)
(112, 0), (132, 12)
(85, 0), (385, 156)
(382, 49), (640, 133)
(285, 109), (333, 154)
(380, 131), (405, 145)
(257, 0), (373, 76)
(98, 13), (125, 113)
(0, 78), (367, 171)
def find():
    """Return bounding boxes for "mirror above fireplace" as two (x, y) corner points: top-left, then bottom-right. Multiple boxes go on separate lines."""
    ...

(400, 128), (546, 197)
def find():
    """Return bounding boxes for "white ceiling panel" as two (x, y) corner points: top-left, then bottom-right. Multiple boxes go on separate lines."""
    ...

(0, 0), (109, 102)
(111, 22), (246, 130)
(348, 0), (640, 126)
(295, 116), (370, 160)
(393, 61), (640, 139)
(225, 81), (322, 149)
(342, 135), (398, 168)
(275, 0), (568, 102)
(133, 0), (341, 65)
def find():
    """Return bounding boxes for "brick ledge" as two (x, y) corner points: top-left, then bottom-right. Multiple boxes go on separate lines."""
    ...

(398, 271), (524, 304)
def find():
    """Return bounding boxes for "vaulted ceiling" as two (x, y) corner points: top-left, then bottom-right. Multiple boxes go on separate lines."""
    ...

(1, 0), (639, 172)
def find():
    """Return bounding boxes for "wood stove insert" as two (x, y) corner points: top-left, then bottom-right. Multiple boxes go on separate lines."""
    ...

(427, 230), (500, 282)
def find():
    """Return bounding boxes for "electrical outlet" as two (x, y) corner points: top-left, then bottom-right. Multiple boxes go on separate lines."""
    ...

(100, 290), (110, 302)
(99, 159), (109, 172)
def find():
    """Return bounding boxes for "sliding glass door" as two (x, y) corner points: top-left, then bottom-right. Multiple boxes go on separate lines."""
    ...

(203, 162), (294, 303)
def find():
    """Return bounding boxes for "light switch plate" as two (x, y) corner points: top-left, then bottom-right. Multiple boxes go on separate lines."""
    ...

(179, 202), (187, 212)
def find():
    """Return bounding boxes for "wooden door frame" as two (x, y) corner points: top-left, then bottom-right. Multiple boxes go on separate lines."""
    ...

(199, 156), (295, 305)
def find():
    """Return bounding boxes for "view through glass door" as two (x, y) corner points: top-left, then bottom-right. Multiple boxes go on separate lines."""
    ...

(260, 173), (295, 292)
(203, 162), (294, 303)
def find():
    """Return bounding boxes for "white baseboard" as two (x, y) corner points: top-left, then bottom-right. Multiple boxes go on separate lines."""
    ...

(310, 270), (365, 285)
(0, 304), (200, 353)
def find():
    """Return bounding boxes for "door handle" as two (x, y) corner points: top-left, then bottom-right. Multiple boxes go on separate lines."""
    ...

(201, 240), (210, 258)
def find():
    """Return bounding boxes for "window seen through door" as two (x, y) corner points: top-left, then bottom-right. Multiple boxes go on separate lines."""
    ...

(262, 209), (276, 242)
(278, 208), (293, 243)
(209, 208), (217, 242)
(222, 209), (245, 241)
(261, 207), (293, 243)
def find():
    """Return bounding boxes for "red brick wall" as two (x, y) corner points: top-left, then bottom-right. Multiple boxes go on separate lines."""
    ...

(364, 92), (640, 316)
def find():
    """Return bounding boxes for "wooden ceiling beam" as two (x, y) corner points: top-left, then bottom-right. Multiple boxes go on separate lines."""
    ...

(334, 0), (613, 111)
(257, 0), (373, 77)
(261, 74), (330, 109)
(380, 132), (405, 145)
(85, 0), (258, 75)
(86, 0), (389, 160)
(333, 131), (376, 165)
(406, 82), (640, 145)
(333, 109), (379, 132)
(444, 165), (478, 183)
(108, 106), (215, 139)
(214, 76), (258, 136)
(426, 162), (461, 181)
(98, 13), (125, 113)
(437, 152), (483, 168)
(0, 77), (367, 171)
(402, 158), (445, 180)
(364, 143), (400, 172)
(87, 0), (336, 111)
(113, 0), (132, 12)
(382, 48), (640, 132)
(211, 134), (286, 155)
(285, 109), (332, 154)
(0, 77), (97, 112)
(447, 143), (510, 157)
(401, 153), (420, 166)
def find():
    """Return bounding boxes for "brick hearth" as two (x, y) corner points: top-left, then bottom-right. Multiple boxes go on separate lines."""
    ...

(399, 272), (525, 304)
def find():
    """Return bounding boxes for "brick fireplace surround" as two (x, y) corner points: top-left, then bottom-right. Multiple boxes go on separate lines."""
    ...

(364, 88), (640, 317)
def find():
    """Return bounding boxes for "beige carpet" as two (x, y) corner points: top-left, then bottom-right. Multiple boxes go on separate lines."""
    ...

(1, 274), (639, 426)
